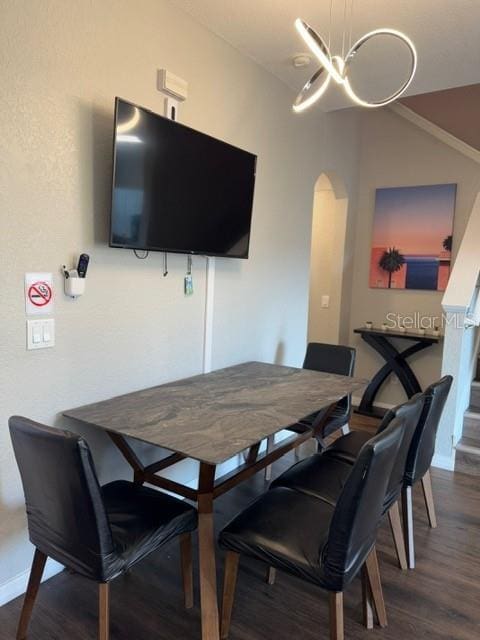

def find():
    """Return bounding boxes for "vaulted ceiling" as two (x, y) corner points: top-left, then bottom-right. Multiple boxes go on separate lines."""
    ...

(170, 0), (480, 111)
(401, 84), (480, 152)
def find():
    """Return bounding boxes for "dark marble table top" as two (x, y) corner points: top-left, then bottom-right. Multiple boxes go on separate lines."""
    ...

(64, 361), (368, 465)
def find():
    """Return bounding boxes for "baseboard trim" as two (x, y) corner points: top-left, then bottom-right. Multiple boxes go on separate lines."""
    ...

(351, 397), (394, 411)
(0, 557), (64, 608)
(432, 451), (456, 471)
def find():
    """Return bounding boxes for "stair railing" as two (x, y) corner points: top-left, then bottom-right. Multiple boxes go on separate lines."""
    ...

(438, 193), (480, 469)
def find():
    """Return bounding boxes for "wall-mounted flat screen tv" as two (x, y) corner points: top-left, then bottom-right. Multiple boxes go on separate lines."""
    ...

(110, 98), (257, 258)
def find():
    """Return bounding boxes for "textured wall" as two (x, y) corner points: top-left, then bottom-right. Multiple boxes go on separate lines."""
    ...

(308, 185), (348, 345)
(0, 0), (360, 597)
(349, 109), (480, 417)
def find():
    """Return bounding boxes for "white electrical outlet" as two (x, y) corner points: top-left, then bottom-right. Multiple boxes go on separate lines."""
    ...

(27, 319), (55, 350)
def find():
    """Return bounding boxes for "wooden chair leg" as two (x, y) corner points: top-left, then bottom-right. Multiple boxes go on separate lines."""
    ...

(180, 532), (194, 609)
(402, 486), (415, 569)
(388, 501), (408, 570)
(264, 435), (275, 481)
(421, 469), (437, 529)
(265, 566), (276, 585)
(329, 592), (344, 640)
(99, 583), (110, 640)
(361, 566), (374, 629)
(220, 552), (240, 640)
(363, 547), (387, 628)
(16, 549), (47, 640)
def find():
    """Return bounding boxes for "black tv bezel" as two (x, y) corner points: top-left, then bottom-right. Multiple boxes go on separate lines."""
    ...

(109, 97), (257, 259)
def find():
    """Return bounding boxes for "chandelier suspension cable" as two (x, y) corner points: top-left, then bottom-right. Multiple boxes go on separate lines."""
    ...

(328, 0), (333, 49)
(349, 0), (355, 50)
(341, 0), (348, 59)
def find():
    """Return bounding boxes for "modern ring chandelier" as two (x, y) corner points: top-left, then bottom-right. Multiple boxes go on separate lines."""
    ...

(293, 1), (417, 112)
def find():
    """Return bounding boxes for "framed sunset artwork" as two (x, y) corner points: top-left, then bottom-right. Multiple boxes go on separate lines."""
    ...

(369, 184), (456, 291)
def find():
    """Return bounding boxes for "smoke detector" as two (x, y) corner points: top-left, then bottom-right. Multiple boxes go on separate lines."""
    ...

(292, 54), (311, 68)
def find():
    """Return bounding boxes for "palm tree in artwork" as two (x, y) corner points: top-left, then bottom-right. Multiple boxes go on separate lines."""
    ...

(379, 247), (406, 289)
(443, 235), (452, 252)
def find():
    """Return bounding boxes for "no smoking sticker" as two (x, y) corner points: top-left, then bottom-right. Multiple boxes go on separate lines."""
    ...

(25, 273), (54, 315)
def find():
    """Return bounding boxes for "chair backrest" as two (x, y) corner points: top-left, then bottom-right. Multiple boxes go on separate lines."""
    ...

(375, 394), (425, 507)
(303, 342), (356, 376)
(9, 416), (114, 580)
(322, 415), (404, 591)
(404, 375), (453, 485)
(303, 343), (356, 412)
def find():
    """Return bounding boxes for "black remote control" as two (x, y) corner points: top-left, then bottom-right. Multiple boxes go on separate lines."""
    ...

(77, 253), (90, 278)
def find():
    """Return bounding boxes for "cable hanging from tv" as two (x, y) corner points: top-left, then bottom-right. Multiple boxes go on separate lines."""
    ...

(133, 249), (149, 260)
(132, 247), (169, 278)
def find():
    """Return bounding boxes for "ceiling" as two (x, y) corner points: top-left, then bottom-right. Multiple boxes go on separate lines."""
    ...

(402, 84), (480, 151)
(170, 0), (480, 111)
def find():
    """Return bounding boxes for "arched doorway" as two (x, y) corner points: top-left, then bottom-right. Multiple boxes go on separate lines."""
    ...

(307, 172), (349, 345)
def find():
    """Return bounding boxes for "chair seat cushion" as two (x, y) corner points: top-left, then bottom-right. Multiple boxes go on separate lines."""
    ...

(270, 454), (353, 505)
(101, 481), (197, 579)
(219, 487), (334, 588)
(323, 430), (371, 463)
(300, 403), (350, 438)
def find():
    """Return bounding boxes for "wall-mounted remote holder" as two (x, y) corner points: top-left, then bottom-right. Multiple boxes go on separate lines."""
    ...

(62, 254), (90, 298)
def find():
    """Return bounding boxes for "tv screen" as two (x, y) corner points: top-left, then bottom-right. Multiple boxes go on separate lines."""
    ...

(110, 98), (257, 258)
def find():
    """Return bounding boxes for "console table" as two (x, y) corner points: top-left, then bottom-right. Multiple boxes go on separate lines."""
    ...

(353, 327), (442, 418)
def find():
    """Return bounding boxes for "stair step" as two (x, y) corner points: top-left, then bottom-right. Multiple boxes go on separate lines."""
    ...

(463, 409), (480, 439)
(455, 436), (480, 476)
(457, 435), (480, 452)
(471, 381), (480, 409)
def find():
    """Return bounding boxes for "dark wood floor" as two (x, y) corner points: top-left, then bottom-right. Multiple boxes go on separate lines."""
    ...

(1, 431), (480, 639)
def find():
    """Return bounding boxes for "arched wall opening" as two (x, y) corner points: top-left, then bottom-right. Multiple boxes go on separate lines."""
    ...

(307, 172), (349, 345)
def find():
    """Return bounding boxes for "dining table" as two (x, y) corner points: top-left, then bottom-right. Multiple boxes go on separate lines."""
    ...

(64, 361), (367, 640)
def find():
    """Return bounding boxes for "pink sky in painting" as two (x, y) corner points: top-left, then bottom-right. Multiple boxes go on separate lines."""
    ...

(371, 184), (456, 256)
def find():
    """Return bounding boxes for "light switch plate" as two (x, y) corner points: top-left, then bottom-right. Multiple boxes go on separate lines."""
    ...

(27, 319), (55, 350)
(321, 295), (330, 308)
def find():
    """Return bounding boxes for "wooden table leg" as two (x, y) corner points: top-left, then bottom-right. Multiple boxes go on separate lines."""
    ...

(198, 463), (220, 640)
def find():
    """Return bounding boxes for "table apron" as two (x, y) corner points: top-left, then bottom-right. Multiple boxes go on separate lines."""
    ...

(106, 402), (336, 502)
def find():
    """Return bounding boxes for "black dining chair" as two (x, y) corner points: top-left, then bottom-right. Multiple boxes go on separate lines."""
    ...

(271, 393), (425, 571)
(218, 414), (406, 640)
(300, 342), (356, 437)
(401, 376), (453, 567)
(265, 342), (356, 480)
(306, 376), (453, 568)
(9, 416), (198, 640)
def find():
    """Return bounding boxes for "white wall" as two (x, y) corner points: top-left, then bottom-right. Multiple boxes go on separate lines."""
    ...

(349, 108), (480, 414)
(0, 0), (361, 601)
(308, 179), (349, 345)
